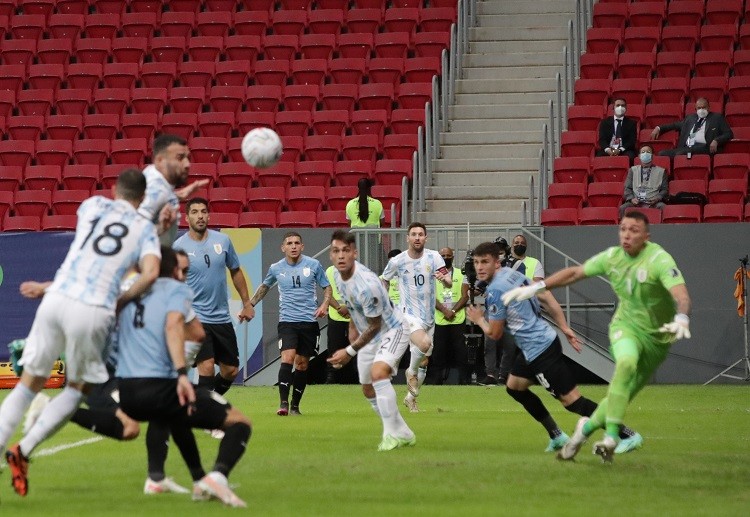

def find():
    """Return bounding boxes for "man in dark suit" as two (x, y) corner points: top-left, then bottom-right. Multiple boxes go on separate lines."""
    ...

(651, 97), (733, 157)
(596, 98), (638, 162)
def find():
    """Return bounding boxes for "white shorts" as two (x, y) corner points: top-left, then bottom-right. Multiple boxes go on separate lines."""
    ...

(403, 313), (435, 338)
(357, 325), (410, 385)
(20, 292), (114, 384)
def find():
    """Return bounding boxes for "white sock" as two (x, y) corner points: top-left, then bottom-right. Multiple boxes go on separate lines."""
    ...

(0, 383), (37, 453)
(373, 379), (407, 437)
(366, 397), (380, 416)
(417, 367), (427, 388)
(20, 386), (83, 456)
(408, 345), (425, 374)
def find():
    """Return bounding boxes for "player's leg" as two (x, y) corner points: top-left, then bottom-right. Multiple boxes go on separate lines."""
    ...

(195, 324), (218, 391)
(289, 322), (319, 414)
(143, 420), (191, 495)
(277, 322), (298, 415)
(358, 347), (380, 415)
(70, 376), (140, 441)
(211, 323), (240, 395)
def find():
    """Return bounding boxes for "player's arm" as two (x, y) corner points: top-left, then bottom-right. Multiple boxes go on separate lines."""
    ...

(118, 253), (160, 311)
(659, 283), (692, 340)
(174, 179), (210, 200)
(314, 285), (332, 318)
(452, 282), (471, 314)
(248, 284), (269, 311)
(20, 280), (53, 299)
(230, 267), (254, 322)
(670, 283), (691, 316)
(502, 265), (587, 304)
(183, 315), (205, 366)
(166, 310), (196, 412)
(466, 305), (505, 340)
(537, 290), (581, 353)
(328, 316), (382, 368)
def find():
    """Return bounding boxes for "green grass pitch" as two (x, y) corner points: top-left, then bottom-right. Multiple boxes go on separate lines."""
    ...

(0, 384), (748, 516)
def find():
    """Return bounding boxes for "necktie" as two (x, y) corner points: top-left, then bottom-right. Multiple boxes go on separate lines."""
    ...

(693, 117), (705, 132)
(615, 119), (622, 138)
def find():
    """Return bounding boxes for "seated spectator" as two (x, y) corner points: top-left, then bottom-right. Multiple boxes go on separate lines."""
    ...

(650, 97), (733, 158)
(596, 98), (638, 163)
(619, 145), (668, 218)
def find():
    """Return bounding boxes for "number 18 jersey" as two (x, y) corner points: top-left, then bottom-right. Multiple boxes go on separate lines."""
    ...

(381, 249), (446, 328)
(47, 196), (161, 311)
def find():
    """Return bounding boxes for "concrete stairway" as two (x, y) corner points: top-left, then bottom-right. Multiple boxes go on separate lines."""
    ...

(418, 0), (576, 226)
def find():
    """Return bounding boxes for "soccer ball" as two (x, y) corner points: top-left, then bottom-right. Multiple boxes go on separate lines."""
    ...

(241, 127), (283, 169)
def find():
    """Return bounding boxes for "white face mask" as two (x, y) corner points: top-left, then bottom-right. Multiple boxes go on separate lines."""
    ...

(696, 108), (708, 119)
(614, 106), (626, 117)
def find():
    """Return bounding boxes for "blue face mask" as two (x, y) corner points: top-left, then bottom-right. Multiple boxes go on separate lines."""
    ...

(640, 152), (652, 164)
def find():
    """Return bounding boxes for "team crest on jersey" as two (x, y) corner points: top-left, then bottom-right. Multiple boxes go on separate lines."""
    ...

(488, 304), (498, 315)
(425, 264), (432, 273)
(303, 267), (311, 277)
(214, 244), (223, 254)
(637, 268), (648, 282)
(670, 268), (680, 278)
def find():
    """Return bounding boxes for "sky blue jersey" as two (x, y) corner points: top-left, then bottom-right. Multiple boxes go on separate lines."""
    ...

(484, 267), (557, 363)
(174, 229), (239, 324)
(262, 255), (329, 323)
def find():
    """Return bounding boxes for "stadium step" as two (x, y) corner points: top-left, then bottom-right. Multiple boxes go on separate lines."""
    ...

(432, 157), (539, 172)
(430, 172), (536, 188)
(441, 130), (541, 145)
(427, 185), (531, 199)
(455, 77), (558, 94)
(463, 65), (564, 80)
(464, 52), (564, 68)
(450, 115), (548, 131)
(478, 0), (576, 16)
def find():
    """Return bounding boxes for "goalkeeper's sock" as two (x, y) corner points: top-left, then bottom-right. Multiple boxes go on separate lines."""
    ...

(605, 353), (638, 439)
(71, 408), (125, 440)
(146, 422), (170, 482)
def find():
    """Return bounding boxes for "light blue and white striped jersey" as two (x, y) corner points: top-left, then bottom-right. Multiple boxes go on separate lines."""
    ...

(484, 267), (557, 363)
(335, 261), (405, 340)
(47, 196), (161, 311)
(138, 164), (179, 245)
(173, 229), (239, 324)
(381, 249), (446, 327)
(116, 278), (194, 379)
(262, 255), (329, 322)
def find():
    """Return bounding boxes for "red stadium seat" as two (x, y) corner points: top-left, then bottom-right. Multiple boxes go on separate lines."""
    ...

(287, 186), (326, 212)
(279, 136), (304, 163)
(278, 211), (317, 228)
(121, 114), (158, 140)
(0, 65), (25, 94)
(689, 76), (727, 105)
(8, 116), (45, 141)
(271, 10), (307, 37)
(694, 50), (732, 78)
(51, 190), (89, 216)
(541, 208), (578, 226)
(700, 24), (737, 52)
(662, 204), (702, 223)
(308, 10), (343, 36)
(73, 140), (110, 167)
(196, 11), (232, 37)
(0, 90), (12, 119)
(85, 13), (119, 38)
(28, 64), (64, 92)
(334, 161), (371, 187)
(101, 63), (138, 90)
(48, 14), (85, 40)
(547, 183), (587, 209)
(279, 0), (312, 10)
(329, 57), (367, 85)
(275, 111), (311, 137)
(0, 166), (22, 193)
(296, 161), (334, 187)
(305, 135), (341, 162)
(413, 32), (451, 59)
(667, 1), (704, 27)
(93, 89), (130, 116)
(84, 113), (119, 140)
(419, 7), (456, 32)
(383, 134), (418, 160)
(610, 78), (649, 106)
(238, 211), (277, 228)
(574, 79), (610, 106)
(669, 179), (708, 202)
(673, 155), (711, 183)
(592, 2), (627, 29)
(745, 203), (750, 221)
(358, 83), (395, 113)
(253, 60), (290, 87)
(585, 27), (622, 54)
(728, 76), (750, 103)
(708, 179), (747, 204)
(75, 39), (111, 65)
(655, 51), (693, 80)
(209, 187), (246, 214)
(567, 105), (605, 132)
(11, 14), (46, 40)
(396, 82), (432, 110)
(209, 86), (245, 115)
(644, 103), (683, 130)
(327, 185), (357, 209)
(368, 58), (403, 85)
(560, 131), (597, 158)
(110, 139), (147, 167)
(375, 32), (410, 59)
(587, 181), (624, 208)
(187, 36), (223, 62)
(704, 0), (743, 25)
(723, 127), (750, 153)
(590, 156), (630, 183)
(236, 111), (274, 135)
(216, 162), (254, 189)
(62, 165), (100, 192)
(24, 166), (61, 191)
(41, 214), (77, 231)
(712, 154), (750, 180)
(725, 103), (750, 128)
(246, 85), (282, 113)
(374, 159), (412, 186)
(150, 37), (187, 63)
(17, 90), (53, 117)
(0, 191), (13, 220)
(391, 109), (426, 134)
(342, 134), (379, 163)
(246, 186), (286, 213)
(741, 25), (750, 51)
(616, 52), (655, 80)
(345, 9), (381, 34)
(383, 7), (418, 34)
(627, 2), (665, 27)
(578, 52), (616, 80)
(317, 210), (349, 228)
(2, 215), (42, 232)
(622, 26), (660, 53)
(1, 40), (36, 68)
(337, 33), (373, 59)
(371, 185), (402, 213)
(649, 77), (688, 104)
(160, 11), (195, 38)
(300, 34), (336, 60)
(0, 141), (34, 168)
(14, 190), (52, 218)
(311, 110), (349, 136)
(578, 206), (619, 225)
(46, 115), (82, 141)
(350, 109), (388, 143)
(160, 113), (197, 140)
(404, 57), (441, 83)
(214, 60), (251, 87)
(179, 61), (214, 89)
(54, 89), (91, 116)
(35, 140), (73, 168)
(623, 206), (662, 224)
(553, 157), (590, 184)
(121, 12), (158, 38)
(262, 34), (298, 61)
(660, 25), (699, 52)
(190, 137), (226, 164)
(703, 203), (743, 223)
(321, 84), (358, 112)
(256, 162), (295, 189)
(139, 62), (176, 89)
(197, 112), (234, 139)
(170, 87), (206, 114)
(233, 11), (268, 37)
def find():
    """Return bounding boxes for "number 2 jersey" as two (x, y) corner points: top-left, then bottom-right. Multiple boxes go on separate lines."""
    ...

(262, 255), (329, 323)
(381, 249), (446, 328)
(47, 196), (161, 311)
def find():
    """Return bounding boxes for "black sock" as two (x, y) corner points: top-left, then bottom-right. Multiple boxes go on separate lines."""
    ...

(70, 408), (125, 441)
(506, 387), (560, 438)
(198, 375), (216, 391)
(213, 422), (252, 477)
(291, 369), (308, 408)
(619, 425), (636, 439)
(565, 396), (598, 417)
(278, 363), (293, 404)
(146, 422), (170, 481)
(169, 421), (205, 482)
(214, 374), (234, 395)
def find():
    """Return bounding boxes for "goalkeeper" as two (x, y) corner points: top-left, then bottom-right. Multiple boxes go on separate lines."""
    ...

(502, 210), (691, 463)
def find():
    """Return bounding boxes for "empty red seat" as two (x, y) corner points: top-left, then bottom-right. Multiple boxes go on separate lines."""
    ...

(196, 11), (231, 37)
(622, 26), (660, 53)
(150, 37), (187, 63)
(0, 90), (12, 119)
(291, 59), (327, 86)
(93, 88), (130, 115)
(41, 214), (78, 231)
(627, 1), (665, 26)
(28, 64), (65, 92)
(560, 131), (597, 158)
(262, 34), (298, 61)
(62, 165), (99, 192)
(346, 9), (381, 34)
(616, 52), (655, 79)
(419, 6), (455, 32)
(188, 36), (223, 62)
(669, 179), (708, 204)
(689, 76), (727, 105)
(85, 13), (119, 39)
(723, 126), (750, 153)
(396, 82), (432, 110)
(708, 178), (747, 204)
(350, 109), (388, 142)
(383, 133), (418, 159)
(278, 211), (316, 228)
(383, 7), (418, 33)
(271, 10), (307, 36)
(224, 35), (261, 63)
(49, 14), (85, 39)
(197, 112), (235, 139)
(209, 187), (246, 213)
(579, 52), (617, 80)
(660, 25), (698, 53)
(0, 65), (25, 94)
(75, 39), (111, 65)
(610, 78), (649, 106)
(279, 0), (312, 11)
(52, 190), (89, 216)
(101, 63), (138, 90)
(305, 135), (341, 162)
(311, 110), (349, 136)
(585, 27), (622, 54)
(121, 12), (158, 38)
(371, 185), (402, 213)
(190, 137), (225, 164)
(275, 111), (311, 137)
(280, 136), (304, 163)
(17, 91), (52, 119)
(592, 2), (627, 29)
(317, 210), (348, 228)
(404, 57), (441, 83)
(725, 102), (750, 128)
(160, 11), (195, 38)
(567, 105), (605, 132)
(391, 109), (426, 134)
(728, 76), (750, 103)
(358, 83), (395, 113)
(0, 191), (13, 220)
(170, 87), (205, 113)
(644, 103), (683, 130)
(662, 204), (702, 223)
(84, 113), (120, 140)
(55, 89), (91, 116)
(673, 155), (711, 183)
(8, 116), (45, 141)
(337, 33), (374, 59)
(667, 1), (704, 26)
(541, 208), (578, 226)
(342, 134), (379, 163)
(287, 186), (326, 212)
(122, 113), (158, 140)
(694, 50), (732, 78)
(256, 162), (295, 189)
(179, 61), (214, 89)
(130, 88), (168, 115)
(702, 203), (742, 223)
(14, 190), (52, 218)
(3, 215), (42, 232)
(73, 140), (110, 167)
(587, 182), (624, 208)
(246, 85), (282, 113)
(238, 211), (277, 228)
(216, 162), (254, 189)
(547, 183), (587, 209)
(327, 185), (357, 209)
(1, 40), (36, 68)
(300, 34), (336, 60)
(92, 0), (128, 14)
(733, 50), (750, 76)
(655, 51), (693, 79)
(111, 139), (147, 167)
(334, 161), (371, 186)
(329, 57), (367, 85)
(700, 24), (737, 52)
(574, 79), (610, 106)
(712, 153), (750, 180)
(375, 32), (410, 59)
(579, 206), (619, 225)
(590, 156), (630, 183)
(206, 212), (239, 228)
(0, 141), (34, 167)
(0, 166), (22, 193)
(11, 14), (46, 40)
(24, 166), (61, 191)
(236, 112), (274, 135)
(705, 0), (743, 25)
(321, 84), (358, 112)
(253, 60), (290, 86)
(209, 86), (246, 114)
(374, 159), (412, 186)
(308, 9), (343, 35)
(233, 11), (268, 37)
(367, 58), (403, 84)
(296, 161), (334, 187)
(413, 32), (450, 59)
(246, 186), (286, 213)
(553, 157), (590, 184)
(649, 77), (688, 104)
(214, 60), (251, 87)
(46, 115), (82, 140)
(741, 25), (750, 51)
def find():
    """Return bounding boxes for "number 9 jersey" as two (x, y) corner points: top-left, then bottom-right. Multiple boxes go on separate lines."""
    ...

(47, 196), (161, 311)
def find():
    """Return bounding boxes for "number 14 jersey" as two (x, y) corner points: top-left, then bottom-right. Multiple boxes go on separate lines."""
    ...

(262, 255), (329, 323)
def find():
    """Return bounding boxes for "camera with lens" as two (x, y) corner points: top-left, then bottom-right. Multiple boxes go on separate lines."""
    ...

(461, 248), (476, 288)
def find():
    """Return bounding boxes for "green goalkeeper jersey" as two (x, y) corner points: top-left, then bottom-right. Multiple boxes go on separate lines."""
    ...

(583, 241), (685, 345)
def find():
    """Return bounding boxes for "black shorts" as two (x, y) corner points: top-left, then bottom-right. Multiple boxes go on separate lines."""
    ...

(326, 318), (350, 352)
(84, 375), (119, 413)
(278, 321), (320, 357)
(118, 377), (231, 430)
(510, 337), (577, 399)
(195, 322), (239, 367)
